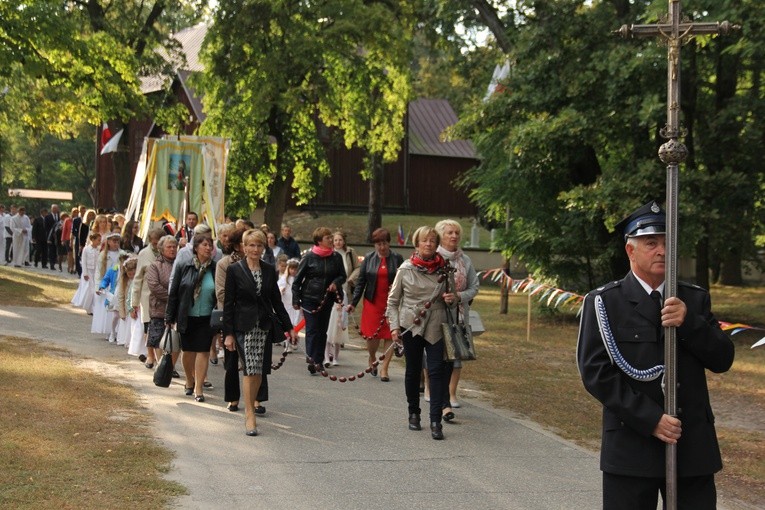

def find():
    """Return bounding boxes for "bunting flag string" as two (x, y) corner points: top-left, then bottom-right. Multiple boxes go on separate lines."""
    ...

(479, 268), (765, 348)
(477, 269), (585, 313)
(719, 321), (765, 349)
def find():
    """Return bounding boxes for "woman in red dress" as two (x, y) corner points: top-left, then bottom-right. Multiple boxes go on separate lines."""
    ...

(347, 228), (404, 381)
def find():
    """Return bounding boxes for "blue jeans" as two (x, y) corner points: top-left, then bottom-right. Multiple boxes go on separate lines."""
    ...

(402, 332), (453, 424)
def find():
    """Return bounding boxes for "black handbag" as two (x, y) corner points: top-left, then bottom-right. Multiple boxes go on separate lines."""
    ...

(153, 352), (174, 387)
(210, 309), (225, 331)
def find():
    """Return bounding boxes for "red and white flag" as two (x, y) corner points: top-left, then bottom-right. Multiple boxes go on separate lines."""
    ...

(100, 122), (123, 155)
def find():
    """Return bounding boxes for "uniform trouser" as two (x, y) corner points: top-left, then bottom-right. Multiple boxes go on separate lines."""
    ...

(303, 301), (333, 365)
(402, 332), (452, 424)
(4, 236), (11, 262)
(223, 348), (268, 403)
(603, 472), (716, 510)
(48, 242), (58, 268)
(33, 242), (47, 266)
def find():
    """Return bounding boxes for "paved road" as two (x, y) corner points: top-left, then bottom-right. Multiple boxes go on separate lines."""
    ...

(1, 298), (602, 509)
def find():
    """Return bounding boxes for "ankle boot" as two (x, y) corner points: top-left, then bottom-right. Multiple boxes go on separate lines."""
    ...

(408, 413), (421, 431)
(430, 422), (444, 440)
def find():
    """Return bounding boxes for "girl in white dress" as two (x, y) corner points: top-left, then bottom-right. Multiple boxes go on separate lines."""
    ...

(91, 233), (121, 337)
(71, 232), (100, 313)
(278, 258), (302, 351)
(324, 232), (358, 366)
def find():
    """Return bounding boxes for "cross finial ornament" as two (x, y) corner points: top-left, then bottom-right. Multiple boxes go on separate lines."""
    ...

(616, 3), (739, 509)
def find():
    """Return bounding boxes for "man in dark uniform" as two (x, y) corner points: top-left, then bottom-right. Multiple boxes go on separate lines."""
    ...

(576, 201), (734, 510)
(32, 208), (49, 268)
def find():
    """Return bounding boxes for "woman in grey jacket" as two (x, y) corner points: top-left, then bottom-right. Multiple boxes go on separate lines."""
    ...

(436, 219), (480, 412)
(387, 226), (458, 440)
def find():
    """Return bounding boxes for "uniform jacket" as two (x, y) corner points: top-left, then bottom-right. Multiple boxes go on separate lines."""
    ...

(351, 250), (404, 307)
(32, 215), (47, 244)
(576, 271), (734, 478)
(292, 250), (346, 307)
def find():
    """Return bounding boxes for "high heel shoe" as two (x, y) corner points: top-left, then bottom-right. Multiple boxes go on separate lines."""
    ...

(194, 394), (205, 402)
(184, 386), (194, 396)
(245, 414), (258, 436)
(443, 411), (455, 422)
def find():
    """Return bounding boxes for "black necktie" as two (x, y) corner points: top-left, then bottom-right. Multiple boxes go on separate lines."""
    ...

(650, 290), (663, 324)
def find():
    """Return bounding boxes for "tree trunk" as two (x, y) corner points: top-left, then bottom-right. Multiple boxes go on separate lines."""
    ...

(719, 251), (743, 286)
(499, 257), (509, 314)
(264, 172), (290, 235)
(366, 153), (383, 243)
(694, 237), (709, 289)
(469, 0), (513, 54)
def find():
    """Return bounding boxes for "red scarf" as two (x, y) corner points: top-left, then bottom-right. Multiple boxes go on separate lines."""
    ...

(410, 252), (446, 274)
(311, 245), (334, 257)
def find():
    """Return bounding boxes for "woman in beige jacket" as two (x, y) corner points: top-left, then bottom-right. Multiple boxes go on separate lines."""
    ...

(387, 226), (458, 440)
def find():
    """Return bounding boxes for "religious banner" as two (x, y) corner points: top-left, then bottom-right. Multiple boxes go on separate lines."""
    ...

(148, 139), (205, 224)
(179, 135), (229, 226)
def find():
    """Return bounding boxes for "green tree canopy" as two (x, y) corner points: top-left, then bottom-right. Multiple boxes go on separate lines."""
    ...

(455, 0), (763, 290)
(197, 0), (414, 230)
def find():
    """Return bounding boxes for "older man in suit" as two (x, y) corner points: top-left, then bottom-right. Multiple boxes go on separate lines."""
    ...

(576, 201), (735, 510)
(45, 203), (61, 270)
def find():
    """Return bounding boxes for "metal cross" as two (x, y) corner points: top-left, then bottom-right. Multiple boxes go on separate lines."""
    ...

(616, 2), (738, 508)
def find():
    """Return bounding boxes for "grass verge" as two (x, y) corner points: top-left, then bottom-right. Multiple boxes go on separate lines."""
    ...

(0, 336), (185, 509)
(0, 265), (77, 307)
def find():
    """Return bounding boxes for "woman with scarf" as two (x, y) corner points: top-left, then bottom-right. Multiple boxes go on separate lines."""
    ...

(435, 219), (480, 415)
(223, 228), (297, 436)
(292, 227), (346, 373)
(166, 234), (217, 402)
(387, 226), (456, 440)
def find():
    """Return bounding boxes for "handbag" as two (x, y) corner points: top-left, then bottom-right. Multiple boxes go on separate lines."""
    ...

(159, 326), (181, 353)
(469, 310), (485, 336)
(153, 352), (174, 387)
(210, 309), (225, 331)
(442, 305), (477, 361)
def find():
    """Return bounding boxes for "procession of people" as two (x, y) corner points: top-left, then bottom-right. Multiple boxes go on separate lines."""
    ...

(2, 203), (479, 440)
(1, 196), (743, 509)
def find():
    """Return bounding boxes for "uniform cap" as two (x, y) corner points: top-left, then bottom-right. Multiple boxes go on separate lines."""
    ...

(616, 201), (666, 242)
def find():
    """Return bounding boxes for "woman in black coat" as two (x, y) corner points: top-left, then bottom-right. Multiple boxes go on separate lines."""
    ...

(223, 229), (297, 436)
(292, 227), (346, 373)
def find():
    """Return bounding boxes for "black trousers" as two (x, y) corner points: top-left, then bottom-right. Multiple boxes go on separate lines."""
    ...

(32, 242), (47, 267)
(48, 242), (58, 268)
(303, 300), (333, 365)
(603, 472), (716, 510)
(223, 348), (268, 403)
(4, 237), (12, 262)
(402, 332), (452, 424)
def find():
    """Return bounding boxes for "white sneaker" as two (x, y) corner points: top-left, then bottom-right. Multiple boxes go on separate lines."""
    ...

(331, 360), (339, 366)
(450, 401), (461, 408)
(108, 333), (116, 343)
